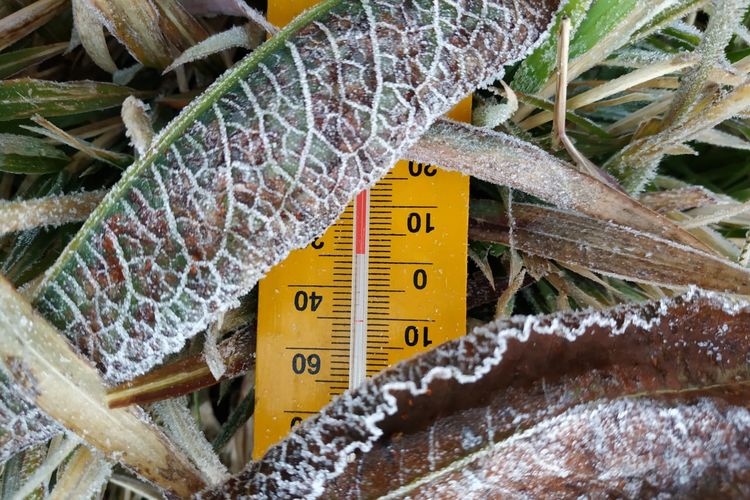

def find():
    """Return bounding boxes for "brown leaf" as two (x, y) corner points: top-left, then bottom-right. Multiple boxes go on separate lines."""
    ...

(402, 398), (750, 498)
(0, 277), (206, 496)
(0, 0), (68, 52)
(470, 201), (750, 294)
(640, 186), (721, 213)
(200, 291), (750, 498)
(86, 0), (208, 69)
(106, 323), (255, 408)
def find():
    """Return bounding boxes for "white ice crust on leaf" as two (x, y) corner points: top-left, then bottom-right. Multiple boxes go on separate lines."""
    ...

(202, 288), (749, 498)
(391, 398), (750, 498)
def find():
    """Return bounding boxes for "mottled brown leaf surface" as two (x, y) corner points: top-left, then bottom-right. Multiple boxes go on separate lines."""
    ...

(200, 290), (750, 498)
(403, 398), (750, 498)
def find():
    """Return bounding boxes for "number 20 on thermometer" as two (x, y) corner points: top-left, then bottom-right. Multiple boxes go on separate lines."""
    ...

(253, 0), (470, 458)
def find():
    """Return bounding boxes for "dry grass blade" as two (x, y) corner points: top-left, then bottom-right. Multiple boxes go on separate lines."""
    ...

(520, 55), (696, 130)
(0, 0), (68, 52)
(72, 0), (117, 73)
(24, 115), (132, 168)
(200, 291), (750, 497)
(470, 201), (750, 294)
(85, 0), (208, 69)
(0, 276), (206, 496)
(408, 119), (707, 251)
(639, 186), (720, 213)
(0, 190), (106, 236)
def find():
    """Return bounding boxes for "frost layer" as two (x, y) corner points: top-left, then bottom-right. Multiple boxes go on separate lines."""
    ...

(33, 0), (561, 383)
(199, 289), (750, 498)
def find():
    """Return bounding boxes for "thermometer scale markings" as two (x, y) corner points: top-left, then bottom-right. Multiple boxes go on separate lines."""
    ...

(254, 0), (469, 458)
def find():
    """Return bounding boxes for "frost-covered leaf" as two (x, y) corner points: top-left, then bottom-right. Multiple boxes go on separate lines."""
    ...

(72, 0), (118, 74)
(0, 371), (61, 466)
(32, 0), (562, 384)
(164, 24), (262, 74)
(85, 0), (209, 69)
(695, 127), (750, 150)
(408, 119), (707, 250)
(0, 133), (68, 174)
(470, 201), (750, 293)
(0, 43), (67, 79)
(0, 79), (136, 121)
(199, 290), (750, 498)
(395, 398), (750, 498)
(0, 0), (68, 52)
(0, 276), (206, 496)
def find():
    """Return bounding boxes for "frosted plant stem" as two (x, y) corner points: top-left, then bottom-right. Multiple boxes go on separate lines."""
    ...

(121, 96), (153, 155)
(550, 15), (611, 186)
(681, 200), (750, 229)
(0, 190), (106, 236)
(606, 79), (750, 193)
(152, 398), (229, 485)
(48, 447), (111, 500)
(740, 230), (750, 267)
(662, 0), (747, 128)
(10, 434), (80, 500)
(204, 314), (227, 379)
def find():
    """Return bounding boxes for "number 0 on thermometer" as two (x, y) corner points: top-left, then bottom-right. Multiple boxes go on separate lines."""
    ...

(253, 0), (470, 458)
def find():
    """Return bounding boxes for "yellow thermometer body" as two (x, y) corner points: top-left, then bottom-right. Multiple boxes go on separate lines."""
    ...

(254, 0), (470, 458)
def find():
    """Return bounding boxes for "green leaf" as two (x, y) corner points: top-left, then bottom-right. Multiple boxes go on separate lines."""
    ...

(512, 0), (594, 94)
(0, 79), (137, 121)
(0, 133), (67, 174)
(0, 43), (67, 79)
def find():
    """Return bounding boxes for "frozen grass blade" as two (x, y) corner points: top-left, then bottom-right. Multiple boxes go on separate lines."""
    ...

(0, 133), (68, 174)
(0, 80), (138, 121)
(408, 119), (707, 250)
(469, 201), (750, 294)
(0, 276), (206, 496)
(0, 190), (106, 236)
(47, 447), (111, 500)
(663, 0), (748, 128)
(0, 43), (68, 79)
